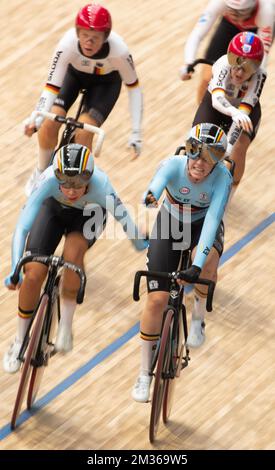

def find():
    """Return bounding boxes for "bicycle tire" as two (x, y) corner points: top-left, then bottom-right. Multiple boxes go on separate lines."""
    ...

(27, 283), (60, 409)
(149, 308), (174, 443)
(11, 295), (49, 430)
(163, 301), (188, 423)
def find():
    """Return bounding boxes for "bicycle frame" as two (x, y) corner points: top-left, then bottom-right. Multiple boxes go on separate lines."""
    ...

(133, 258), (215, 443)
(10, 254), (86, 429)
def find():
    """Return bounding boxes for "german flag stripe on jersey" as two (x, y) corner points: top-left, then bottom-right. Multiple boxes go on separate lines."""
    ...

(239, 103), (253, 113)
(212, 88), (225, 95)
(44, 83), (60, 94)
(126, 79), (139, 88)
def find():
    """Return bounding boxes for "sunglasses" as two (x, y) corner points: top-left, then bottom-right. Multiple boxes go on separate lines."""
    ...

(186, 139), (225, 165)
(228, 52), (259, 75)
(54, 169), (91, 189)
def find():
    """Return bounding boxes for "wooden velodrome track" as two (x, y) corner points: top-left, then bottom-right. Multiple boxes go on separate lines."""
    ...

(1, 0), (275, 450)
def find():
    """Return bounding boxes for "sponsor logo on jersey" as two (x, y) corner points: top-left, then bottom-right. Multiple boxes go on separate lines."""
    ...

(217, 68), (228, 88)
(81, 59), (90, 66)
(180, 187), (190, 194)
(199, 192), (208, 201)
(47, 51), (62, 82)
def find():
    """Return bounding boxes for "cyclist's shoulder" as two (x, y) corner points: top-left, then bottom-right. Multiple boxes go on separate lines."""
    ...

(90, 166), (110, 190)
(212, 162), (232, 185)
(157, 154), (187, 171)
(108, 31), (130, 57)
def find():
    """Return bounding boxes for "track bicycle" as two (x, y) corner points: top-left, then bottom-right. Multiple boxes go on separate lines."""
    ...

(133, 252), (215, 443)
(33, 89), (105, 159)
(10, 254), (86, 430)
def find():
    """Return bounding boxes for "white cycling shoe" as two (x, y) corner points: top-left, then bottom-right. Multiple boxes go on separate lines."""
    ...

(25, 168), (42, 197)
(3, 337), (22, 373)
(55, 323), (73, 353)
(187, 317), (205, 348)
(132, 374), (152, 403)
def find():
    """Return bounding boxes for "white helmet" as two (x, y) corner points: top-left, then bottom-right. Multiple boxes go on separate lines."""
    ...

(225, 0), (256, 10)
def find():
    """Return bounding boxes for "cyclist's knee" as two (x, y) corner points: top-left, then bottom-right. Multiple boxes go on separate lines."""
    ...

(24, 264), (47, 286)
(61, 288), (78, 300)
(146, 292), (169, 313)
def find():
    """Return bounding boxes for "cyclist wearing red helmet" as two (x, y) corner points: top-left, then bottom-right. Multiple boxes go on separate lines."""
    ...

(192, 31), (266, 197)
(180, 0), (274, 103)
(24, 4), (143, 195)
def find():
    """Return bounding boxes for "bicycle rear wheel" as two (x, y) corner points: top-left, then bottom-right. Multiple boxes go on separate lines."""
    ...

(149, 308), (174, 443)
(11, 295), (49, 430)
(162, 307), (184, 423)
(27, 281), (60, 409)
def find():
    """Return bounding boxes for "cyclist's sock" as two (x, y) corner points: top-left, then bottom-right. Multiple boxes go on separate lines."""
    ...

(17, 307), (33, 343)
(38, 147), (53, 171)
(140, 331), (159, 376)
(59, 298), (77, 329)
(193, 288), (207, 320)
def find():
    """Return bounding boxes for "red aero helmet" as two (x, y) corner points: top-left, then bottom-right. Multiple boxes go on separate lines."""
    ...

(76, 4), (112, 34)
(227, 31), (264, 74)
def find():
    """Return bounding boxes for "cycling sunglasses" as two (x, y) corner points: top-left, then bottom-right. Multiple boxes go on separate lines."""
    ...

(54, 169), (91, 189)
(186, 139), (225, 165)
(228, 53), (260, 76)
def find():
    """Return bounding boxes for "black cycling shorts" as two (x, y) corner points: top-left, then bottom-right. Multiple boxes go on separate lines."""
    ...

(26, 197), (107, 255)
(192, 91), (261, 141)
(204, 17), (257, 63)
(146, 205), (224, 293)
(54, 65), (122, 125)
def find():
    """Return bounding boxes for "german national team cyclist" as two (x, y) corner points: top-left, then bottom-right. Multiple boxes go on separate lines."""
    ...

(24, 3), (143, 195)
(179, 0), (274, 103)
(192, 31), (266, 199)
(132, 123), (232, 403)
(3, 144), (148, 374)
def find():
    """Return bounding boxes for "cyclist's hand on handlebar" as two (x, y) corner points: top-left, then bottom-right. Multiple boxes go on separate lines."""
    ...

(128, 130), (142, 159)
(179, 65), (192, 81)
(177, 265), (201, 284)
(23, 112), (44, 137)
(4, 273), (23, 290)
(231, 109), (253, 134)
(144, 191), (158, 208)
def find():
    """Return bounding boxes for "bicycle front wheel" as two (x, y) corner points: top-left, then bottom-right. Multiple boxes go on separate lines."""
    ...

(163, 307), (184, 423)
(27, 281), (60, 409)
(149, 308), (174, 443)
(11, 294), (49, 429)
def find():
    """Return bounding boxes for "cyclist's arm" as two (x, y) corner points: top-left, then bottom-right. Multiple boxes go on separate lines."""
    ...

(11, 177), (57, 271)
(184, 0), (225, 65)
(97, 178), (147, 251)
(193, 168), (232, 269)
(142, 157), (176, 204)
(34, 31), (73, 115)
(256, 0), (274, 68)
(111, 43), (143, 138)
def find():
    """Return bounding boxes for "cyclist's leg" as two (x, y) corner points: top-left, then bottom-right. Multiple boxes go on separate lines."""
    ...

(132, 207), (181, 402)
(56, 232), (89, 352)
(229, 102), (261, 202)
(55, 205), (106, 351)
(37, 65), (80, 171)
(75, 72), (122, 150)
(197, 18), (241, 104)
